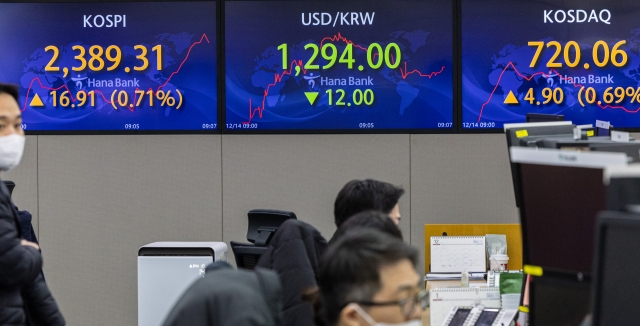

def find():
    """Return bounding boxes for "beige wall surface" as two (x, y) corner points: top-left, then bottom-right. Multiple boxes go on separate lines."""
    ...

(37, 135), (222, 326)
(11, 133), (516, 326)
(410, 134), (519, 273)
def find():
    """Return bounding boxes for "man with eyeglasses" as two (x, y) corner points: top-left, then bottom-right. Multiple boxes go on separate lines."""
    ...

(317, 229), (427, 326)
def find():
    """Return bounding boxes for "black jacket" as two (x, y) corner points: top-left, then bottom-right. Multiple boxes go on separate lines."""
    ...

(256, 219), (328, 326)
(21, 271), (65, 326)
(162, 262), (283, 326)
(17, 209), (64, 326)
(0, 181), (42, 326)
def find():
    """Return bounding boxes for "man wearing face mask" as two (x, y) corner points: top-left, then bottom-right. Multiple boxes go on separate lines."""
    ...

(0, 83), (65, 325)
(317, 229), (427, 326)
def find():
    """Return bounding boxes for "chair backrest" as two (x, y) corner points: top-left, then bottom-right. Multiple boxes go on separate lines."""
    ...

(230, 241), (266, 269)
(246, 209), (297, 246)
(231, 209), (297, 269)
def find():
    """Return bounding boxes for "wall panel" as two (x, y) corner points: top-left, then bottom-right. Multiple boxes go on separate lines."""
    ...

(221, 134), (412, 264)
(410, 134), (519, 273)
(38, 135), (222, 326)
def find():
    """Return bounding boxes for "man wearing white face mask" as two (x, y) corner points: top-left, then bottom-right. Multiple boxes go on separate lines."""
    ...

(0, 83), (65, 325)
(317, 229), (427, 326)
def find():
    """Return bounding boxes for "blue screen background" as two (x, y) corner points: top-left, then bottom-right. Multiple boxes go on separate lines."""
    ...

(0, 2), (217, 132)
(225, 0), (453, 131)
(462, 0), (640, 130)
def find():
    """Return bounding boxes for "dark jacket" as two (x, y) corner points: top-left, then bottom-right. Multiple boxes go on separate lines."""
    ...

(256, 219), (328, 326)
(162, 262), (283, 326)
(16, 208), (64, 326)
(21, 271), (65, 326)
(0, 181), (42, 326)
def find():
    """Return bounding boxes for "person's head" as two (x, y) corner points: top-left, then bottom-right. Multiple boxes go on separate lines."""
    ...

(334, 179), (404, 227)
(0, 83), (23, 137)
(331, 210), (402, 243)
(318, 229), (425, 326)
(0, 83), (25, 172)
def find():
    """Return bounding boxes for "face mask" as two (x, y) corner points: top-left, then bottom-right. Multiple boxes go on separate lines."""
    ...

(351, 304), (422, 326)
(0, 134), (25, 171)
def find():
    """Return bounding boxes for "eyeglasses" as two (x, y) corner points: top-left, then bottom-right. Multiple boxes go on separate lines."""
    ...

(355, 289), (429, 318)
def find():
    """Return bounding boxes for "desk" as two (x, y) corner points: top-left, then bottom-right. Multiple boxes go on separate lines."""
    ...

(422, 279), (487, 326)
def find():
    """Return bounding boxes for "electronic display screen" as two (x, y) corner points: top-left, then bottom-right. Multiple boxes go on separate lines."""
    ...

(530, 276), (590, 326)
(449, 308), (472, 326)
(519, 163), (606, 274)
(0, 2), (217, 132)
(474, 310), (499, 326)
(462, 0), (640, 130)
(225, 0), (453, 131)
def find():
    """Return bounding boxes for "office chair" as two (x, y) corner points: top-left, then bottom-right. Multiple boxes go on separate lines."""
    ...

(230, 209), (297, 269)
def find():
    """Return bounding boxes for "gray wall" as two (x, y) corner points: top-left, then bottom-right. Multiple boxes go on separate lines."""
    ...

(7, 134), (518, 326)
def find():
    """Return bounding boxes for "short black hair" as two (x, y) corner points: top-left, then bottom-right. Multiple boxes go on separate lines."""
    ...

(318, 229), (418, 326)
(334, 179), (404, 227)
(330, 210), (402, 244)
(0, 83), (19, 104)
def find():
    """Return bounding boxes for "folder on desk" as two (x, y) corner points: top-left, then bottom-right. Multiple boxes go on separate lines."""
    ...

(430, 236), (486, 273)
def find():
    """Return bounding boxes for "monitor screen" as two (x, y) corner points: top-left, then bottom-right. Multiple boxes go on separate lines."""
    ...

(592, 213), (640, 325)
(530, 276), (590, 326)
(0, 1), (218, 133)
(224, 0), (453, 132)
(462, 0), (640, 130)
(518, 163), (607, 274)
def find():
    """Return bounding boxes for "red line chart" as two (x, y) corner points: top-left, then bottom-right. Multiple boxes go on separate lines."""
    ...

(22, 34), (210, 113)
(478, 62), (640, 122)
(244, 33), (446, 124)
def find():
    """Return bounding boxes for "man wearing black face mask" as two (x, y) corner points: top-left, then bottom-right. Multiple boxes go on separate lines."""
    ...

(0, 83), (65, 326)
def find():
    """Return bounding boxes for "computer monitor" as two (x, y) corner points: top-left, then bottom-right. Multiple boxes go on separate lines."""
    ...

(591, 212), (640, 326)
(529, 275), (590, 326)
(534, 137), (638, 152)
(526, 113), (564, 123)
(510, 147), (627, 275)
(590, 143), (640, 163)
(602, 166), (640, 211)
(504, 122), (574, 207)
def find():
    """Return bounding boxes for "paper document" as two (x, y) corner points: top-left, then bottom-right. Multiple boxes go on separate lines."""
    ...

(430, 236), (486, 273)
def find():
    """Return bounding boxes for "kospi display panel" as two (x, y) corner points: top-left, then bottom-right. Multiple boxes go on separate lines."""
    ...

(0, 2), (217, 133)
(225, 0), (453, 132)
(462, 0), (640, 130)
